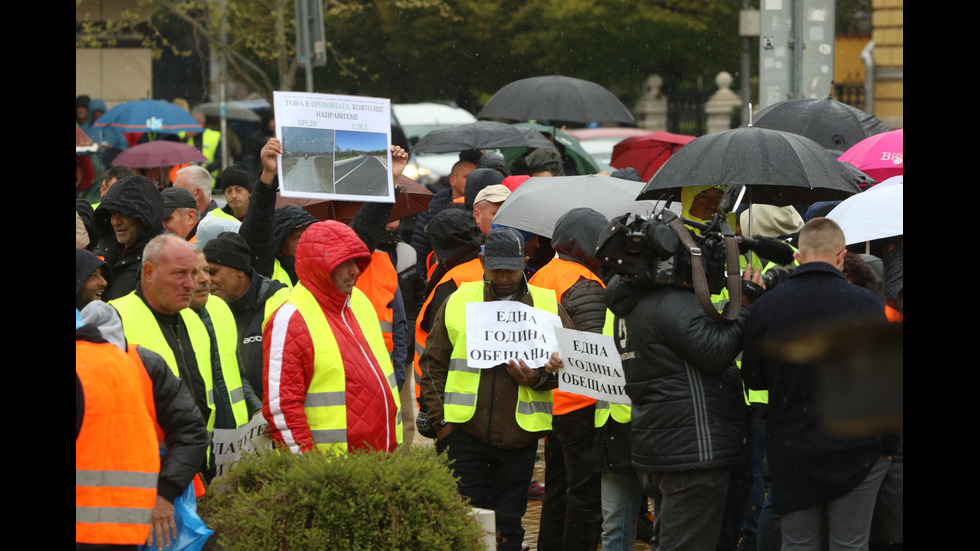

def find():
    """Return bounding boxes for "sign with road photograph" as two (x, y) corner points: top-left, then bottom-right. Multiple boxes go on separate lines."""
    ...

(273, 91), (395, 203)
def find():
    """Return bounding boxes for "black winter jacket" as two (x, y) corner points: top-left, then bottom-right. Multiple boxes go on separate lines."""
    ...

(225, 269), (287, 402)
(606, 277), (747, 473)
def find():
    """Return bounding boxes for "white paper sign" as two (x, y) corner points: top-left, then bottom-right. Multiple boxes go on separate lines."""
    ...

(273, 91), (394, 202)
(554, 327), (631, 405)
(211, 414), (274, 478)
(465, 301), (562, 369)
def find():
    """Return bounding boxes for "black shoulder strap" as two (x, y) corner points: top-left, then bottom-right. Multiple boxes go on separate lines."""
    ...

(666, 216), (741, 321)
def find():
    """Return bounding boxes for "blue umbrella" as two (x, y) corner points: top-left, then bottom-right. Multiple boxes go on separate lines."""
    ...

(94, 99), (203, 135)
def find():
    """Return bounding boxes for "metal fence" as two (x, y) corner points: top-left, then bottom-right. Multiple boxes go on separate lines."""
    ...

(833, 81), (867, 111)
(667, 89), (710, 136)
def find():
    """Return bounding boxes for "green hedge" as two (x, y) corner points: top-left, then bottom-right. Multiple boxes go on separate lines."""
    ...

(199, 446), (485, 550)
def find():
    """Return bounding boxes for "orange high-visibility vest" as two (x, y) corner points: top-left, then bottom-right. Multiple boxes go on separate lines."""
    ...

(76, 340), (159, 546)
(414, 257), (484, 400)
(355, 250), (399, 353)
(125, 345), (206, 498)
(529, 257), (605, 416)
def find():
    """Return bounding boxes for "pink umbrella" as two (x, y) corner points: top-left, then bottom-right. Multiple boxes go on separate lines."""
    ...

(610, 131), (696, 182)
(112, 140), (207, 168)
(838, 128), (903, 183)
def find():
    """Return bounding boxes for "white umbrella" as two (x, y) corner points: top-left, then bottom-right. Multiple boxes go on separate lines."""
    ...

(826, 177), (903, 245)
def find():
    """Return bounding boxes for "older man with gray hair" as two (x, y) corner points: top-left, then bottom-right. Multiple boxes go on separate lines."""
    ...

(174, 165), (240, 241)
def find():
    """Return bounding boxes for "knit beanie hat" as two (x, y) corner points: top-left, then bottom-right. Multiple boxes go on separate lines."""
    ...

(203, 231), (251, 273)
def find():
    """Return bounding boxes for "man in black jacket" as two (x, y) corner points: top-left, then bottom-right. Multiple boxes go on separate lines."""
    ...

(741, 217), (896, 551)
(606, 238), (760, 551)
(91, 175), (165, 301)
(203, 231), (289, 401)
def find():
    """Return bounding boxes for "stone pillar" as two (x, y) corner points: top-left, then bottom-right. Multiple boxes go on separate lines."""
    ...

(634, 75), (668, 131)
(705, 71), (743, 134)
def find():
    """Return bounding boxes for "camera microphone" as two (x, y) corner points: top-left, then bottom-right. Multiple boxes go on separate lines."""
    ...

(737, 235), (796, 266)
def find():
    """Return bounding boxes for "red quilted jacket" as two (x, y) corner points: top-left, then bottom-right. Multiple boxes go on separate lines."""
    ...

(262, 220), (398, 453)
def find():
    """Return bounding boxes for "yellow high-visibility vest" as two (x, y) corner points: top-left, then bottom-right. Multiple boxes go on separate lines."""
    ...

(442, 281), (557, 433)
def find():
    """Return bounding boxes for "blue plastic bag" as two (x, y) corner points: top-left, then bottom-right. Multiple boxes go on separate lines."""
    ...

(140, 480), (213, 551)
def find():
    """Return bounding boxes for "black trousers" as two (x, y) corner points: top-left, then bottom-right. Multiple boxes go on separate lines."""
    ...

(537, 405), (603, 551)
(437, 429), (538, 551)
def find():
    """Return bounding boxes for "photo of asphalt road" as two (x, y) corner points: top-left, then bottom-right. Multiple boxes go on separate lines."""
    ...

(334, 154), (389, 196)
(280, 125), (336, 193)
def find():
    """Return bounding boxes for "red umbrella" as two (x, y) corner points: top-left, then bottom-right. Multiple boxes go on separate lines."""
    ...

(275, 175), (433, 223)
(112, 140), (207, 168)
(837, 128), (903, 183)
(610, 131), (696, 182)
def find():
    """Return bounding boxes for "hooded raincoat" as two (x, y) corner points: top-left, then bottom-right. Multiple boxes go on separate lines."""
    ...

(262, 220), (401, 454)
(92, 176), (165, 302)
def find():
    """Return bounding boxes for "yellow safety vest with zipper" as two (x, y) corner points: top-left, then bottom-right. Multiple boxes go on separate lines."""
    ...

(442, 281), (557, 433)
(110, 292), (216, 432)
(201, 295), (251, 427)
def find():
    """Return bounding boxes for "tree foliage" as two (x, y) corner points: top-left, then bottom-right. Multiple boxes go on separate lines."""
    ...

(77, 0), (743, 110)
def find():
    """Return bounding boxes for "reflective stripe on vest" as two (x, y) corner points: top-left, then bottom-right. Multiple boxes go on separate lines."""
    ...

(414, 258), (484, 399)
(287, 284), (402, 453)
(529, 258), (607, 416)
(110, 292), (216, 432)
(76, 340), (159, 545)
(441, 280), (557, 433)
(203, 296), (250, 427)
(355, 250), (398, 353)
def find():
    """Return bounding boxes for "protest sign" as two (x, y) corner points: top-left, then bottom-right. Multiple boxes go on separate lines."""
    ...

(553, 327), (630, 405)
(464, 301), (562, 369)
(211, 414), (274, 478)
(273, 91), (394, 202)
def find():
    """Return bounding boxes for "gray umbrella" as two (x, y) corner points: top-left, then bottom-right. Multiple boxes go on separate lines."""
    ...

(412, 121), (555, 154)
(477, 74), (635, 125)
(638, 126), (863, 207)
(194, 101), (261, 122)
(492, 174), (658, 238)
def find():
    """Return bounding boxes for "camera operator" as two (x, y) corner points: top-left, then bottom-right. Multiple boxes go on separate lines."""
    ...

(599, 210), (764, 550)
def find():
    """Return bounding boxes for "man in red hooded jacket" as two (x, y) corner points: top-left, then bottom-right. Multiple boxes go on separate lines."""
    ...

(262, 220), (402, 454)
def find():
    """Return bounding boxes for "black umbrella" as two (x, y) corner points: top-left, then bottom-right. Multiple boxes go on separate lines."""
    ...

(411, 120), (555, 154)
(749, 96), (891, 155)
(477, 74), (635, 125)
(638, 126), (863, 207)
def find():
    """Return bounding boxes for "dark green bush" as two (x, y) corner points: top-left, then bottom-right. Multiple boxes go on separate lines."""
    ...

(199, 446), (485, 550)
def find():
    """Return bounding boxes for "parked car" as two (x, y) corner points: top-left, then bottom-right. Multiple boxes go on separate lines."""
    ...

(392, 102), (477, 188)
(564, 127), (657, 170)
